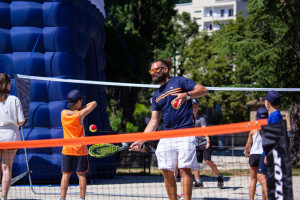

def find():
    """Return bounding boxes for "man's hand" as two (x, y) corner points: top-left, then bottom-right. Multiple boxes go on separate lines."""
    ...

(171, 93), (188, 107)
(264, 155), (268, 165)
(129, 141), (144, 151)
(205, 142), (210, 149)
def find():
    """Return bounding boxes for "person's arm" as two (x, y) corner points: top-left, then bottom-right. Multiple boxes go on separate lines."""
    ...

(129, 110), (161, 151)
(205, 136), (210, 148)
(18, 121), (25, 126)
(172, 84), (208, 107)
(264, 155), (268, 165)
(16, 98), (25, 127)
(188, 84), (209, 99)
(244, 130), (255, 157)
(79, 101), (97, 124)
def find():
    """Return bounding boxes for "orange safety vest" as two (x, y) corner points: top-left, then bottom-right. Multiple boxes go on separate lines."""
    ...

(61, 110), (87, 156)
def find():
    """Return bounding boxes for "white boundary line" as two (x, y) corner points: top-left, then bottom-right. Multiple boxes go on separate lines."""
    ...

(17, 74), (300, 92)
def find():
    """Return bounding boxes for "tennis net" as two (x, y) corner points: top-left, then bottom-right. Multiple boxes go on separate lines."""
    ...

(0, 75), (296, 200)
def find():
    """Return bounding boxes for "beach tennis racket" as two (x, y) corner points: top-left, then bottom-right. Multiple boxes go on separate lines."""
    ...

(88, 143), (148, 158)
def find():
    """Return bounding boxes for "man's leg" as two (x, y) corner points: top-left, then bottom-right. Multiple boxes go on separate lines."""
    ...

(180, 168), (193, 200)
(249, 166), (258, 200)
(161, 169), (178, 200)
(204, 146), (223, 188)
(205, 160), (220, 176)
(206, 160), (224, 188)
(193, 169), (200, 180)
(193, 147), (204, 188)
(192, 170), (203, 188)
(77, 173), (87, 199)
(61, 173), (71, 199)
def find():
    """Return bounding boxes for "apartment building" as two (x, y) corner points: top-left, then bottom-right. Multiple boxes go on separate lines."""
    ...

(176, 0), (248, 31)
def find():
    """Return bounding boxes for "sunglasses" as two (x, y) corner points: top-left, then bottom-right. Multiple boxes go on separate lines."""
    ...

(149, 67), (165, 75)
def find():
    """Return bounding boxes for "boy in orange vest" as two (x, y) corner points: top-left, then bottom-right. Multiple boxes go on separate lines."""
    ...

(60, 89), (97, 200)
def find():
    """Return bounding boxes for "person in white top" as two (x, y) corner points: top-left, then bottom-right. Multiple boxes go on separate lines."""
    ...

(244, 107), (268, 200)
(0, 73), (25, 200)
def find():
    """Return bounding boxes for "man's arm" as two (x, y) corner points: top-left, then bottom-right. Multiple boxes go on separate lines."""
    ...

(129, 110), (161, 151)
(188, 84), (209, 99)
(79, 101), (97, 124)
(205, 136), (210, 148)
(172, 84), (208, 106)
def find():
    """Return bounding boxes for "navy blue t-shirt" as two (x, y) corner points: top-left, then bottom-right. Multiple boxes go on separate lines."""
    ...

(152, 76), (197, 130)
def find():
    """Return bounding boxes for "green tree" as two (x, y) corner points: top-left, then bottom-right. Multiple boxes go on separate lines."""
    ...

(104, 1), (199, 132)
(181, 32), (251, 124)
(156, 12), (199, 76)
(247, 0), (300, 167)
(104, 0), (177, 132)
(211, 0), (300, 166)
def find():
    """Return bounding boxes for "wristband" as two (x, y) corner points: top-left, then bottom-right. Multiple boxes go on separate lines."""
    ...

(186, 92), (191, 100)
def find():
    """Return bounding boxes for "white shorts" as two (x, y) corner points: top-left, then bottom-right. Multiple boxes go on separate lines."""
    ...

(155, 136), (199, 172)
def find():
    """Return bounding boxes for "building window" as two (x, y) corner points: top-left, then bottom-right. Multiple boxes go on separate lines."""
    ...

(209, 10), (212, 16)
(221, 9), (224, 17)
(229, 9), (233, 17)
(209, 24), (212, 30)
(194, 10), (202, 13)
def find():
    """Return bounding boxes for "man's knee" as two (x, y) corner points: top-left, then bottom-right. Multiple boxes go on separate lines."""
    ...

(180, 168), (192, 177)
(205, 160), (212, 165)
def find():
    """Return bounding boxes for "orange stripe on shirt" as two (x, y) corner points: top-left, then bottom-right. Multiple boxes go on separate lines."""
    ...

(155, 88), (182, 103)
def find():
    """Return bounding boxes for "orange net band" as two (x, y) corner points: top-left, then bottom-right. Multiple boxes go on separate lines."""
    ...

(0, 119), (267, 149)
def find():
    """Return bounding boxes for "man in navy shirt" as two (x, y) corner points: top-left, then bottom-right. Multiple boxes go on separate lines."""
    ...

(257, 90), (283, 200)
(130, 59), (208, 200)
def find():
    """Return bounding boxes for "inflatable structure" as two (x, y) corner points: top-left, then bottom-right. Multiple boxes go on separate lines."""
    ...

(0, 0), (116, 182)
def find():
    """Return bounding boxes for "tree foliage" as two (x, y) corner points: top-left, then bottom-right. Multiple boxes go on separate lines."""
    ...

(104, 1), (197, 132)
(181, 0), (300, 165)
(156, 12), (199, 76)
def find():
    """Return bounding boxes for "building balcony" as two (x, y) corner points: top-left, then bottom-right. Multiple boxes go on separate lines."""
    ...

(215, 0), (235, 2)
(202, 15), (235, 22)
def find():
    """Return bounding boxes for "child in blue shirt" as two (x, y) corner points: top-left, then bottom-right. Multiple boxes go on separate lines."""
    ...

(257, 90), (282, 200)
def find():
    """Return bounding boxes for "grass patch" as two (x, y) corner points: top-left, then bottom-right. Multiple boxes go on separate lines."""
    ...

(292, 168), (300, 176)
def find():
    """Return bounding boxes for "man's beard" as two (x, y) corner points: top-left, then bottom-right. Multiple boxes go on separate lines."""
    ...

(152, 72), (167, 84)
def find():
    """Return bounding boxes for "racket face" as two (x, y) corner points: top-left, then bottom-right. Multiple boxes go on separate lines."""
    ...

(89, 144), (119, 158)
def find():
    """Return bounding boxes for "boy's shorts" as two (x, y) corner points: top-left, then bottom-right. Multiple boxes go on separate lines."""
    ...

(155, 136), (199, 172)
(249, 154), (262, 167)
(258, 152), (267, 175)
(196, 145), (212, 162)
(61, 154), (89, 174)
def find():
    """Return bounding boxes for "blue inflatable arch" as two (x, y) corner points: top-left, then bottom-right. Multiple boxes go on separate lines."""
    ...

(0, 0), (116, 181)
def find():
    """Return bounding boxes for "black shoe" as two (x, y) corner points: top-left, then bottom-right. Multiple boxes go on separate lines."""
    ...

(194, 179), (204, 188)
(217, 174), (224, 188)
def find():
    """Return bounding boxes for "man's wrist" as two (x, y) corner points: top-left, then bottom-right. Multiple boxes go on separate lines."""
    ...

(186, 92), (191, 100)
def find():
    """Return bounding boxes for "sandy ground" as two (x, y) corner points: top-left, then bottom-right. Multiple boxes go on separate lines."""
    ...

(7, 156), (300, 200)
(7, 176), (300, 200)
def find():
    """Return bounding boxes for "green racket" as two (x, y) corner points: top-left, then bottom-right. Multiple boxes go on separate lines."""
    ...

(88, 144), (129, 158)
(88, 143), (149, 158)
